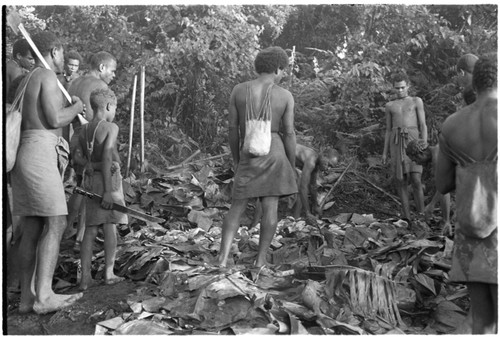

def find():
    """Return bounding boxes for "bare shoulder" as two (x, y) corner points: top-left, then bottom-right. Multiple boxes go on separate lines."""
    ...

(273, 85), (293, 99)
(412, 96), (423, 104)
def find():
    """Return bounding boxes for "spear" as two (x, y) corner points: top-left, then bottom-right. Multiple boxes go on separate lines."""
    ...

(126, 75), (137, 177)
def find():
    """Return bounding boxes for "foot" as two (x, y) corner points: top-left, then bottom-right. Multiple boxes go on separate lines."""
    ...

(105, 276), (124, 285)
(19, 299), (35, 314)
(79, 278), (96, 291)
(32, 293), (83, 315)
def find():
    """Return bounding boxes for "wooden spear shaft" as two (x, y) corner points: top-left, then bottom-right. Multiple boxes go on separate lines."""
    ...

(318, 160), (353, 212)
(125, 74), (137, 178)
(140, 66), (145, 173)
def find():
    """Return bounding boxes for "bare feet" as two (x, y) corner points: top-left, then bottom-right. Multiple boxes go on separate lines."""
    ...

(32, 293), (83, 315)
(105, 275), (124, 285)
(79, 278), (97, 291)
(19, 292), (35, 314)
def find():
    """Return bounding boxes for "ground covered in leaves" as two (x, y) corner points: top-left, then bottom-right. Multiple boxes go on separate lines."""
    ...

(6, 155), (472, 335)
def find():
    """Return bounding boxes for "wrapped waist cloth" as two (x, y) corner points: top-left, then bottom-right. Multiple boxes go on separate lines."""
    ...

(232, 133), (298, 199)
(12, 129), (70, 216)
(390, 126), (422, 180)
(83, 161), (128, 226)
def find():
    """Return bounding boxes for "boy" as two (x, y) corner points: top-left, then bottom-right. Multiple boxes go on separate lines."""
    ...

(406, 139), (451, 236)
(76, 88), (126, 290)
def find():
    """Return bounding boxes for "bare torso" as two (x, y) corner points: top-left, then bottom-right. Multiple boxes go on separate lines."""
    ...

(386, 96), (421, 128)
(68, 75), (108, 122)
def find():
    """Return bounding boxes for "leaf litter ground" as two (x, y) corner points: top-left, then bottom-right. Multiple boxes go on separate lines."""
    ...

(6, 156), (472, 335)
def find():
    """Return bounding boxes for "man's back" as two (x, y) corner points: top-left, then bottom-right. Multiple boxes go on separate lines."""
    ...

(69, 75), (108, 121)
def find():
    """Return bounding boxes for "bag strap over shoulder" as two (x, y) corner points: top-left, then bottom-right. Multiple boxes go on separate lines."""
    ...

(85, 119), (105, 162)
(9, 67), (40, 113)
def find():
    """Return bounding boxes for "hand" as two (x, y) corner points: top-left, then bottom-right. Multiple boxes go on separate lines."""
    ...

(83, 161), (94, 177)
(382, 154), (387, 165)
(101, 191), (113, 210)
(71, 96), (85, 114)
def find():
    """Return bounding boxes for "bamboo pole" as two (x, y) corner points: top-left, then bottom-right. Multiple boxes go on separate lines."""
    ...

(125, 75), (138, 178)
(140, 66), (145, 173)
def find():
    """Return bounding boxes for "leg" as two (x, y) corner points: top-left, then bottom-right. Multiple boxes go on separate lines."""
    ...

(424, 191), (440, 222)
(468, 282), (498, 334)
(410, 172), (425, 213)
(65, 193), (83, 239)
(396, 177), (411, 220)
(102, 223), (123, 284)
(255, 196), (279, 267)
(218, 198), (249, 267)
(80, 225), (98, 290)
(75, 200), (86, 243)
(32, 215), (83, 314)
(440, 193), (452, 236)
(251, 199), (263, 228)
(7, 214), (22, 290)
(18, 216), (44, 313)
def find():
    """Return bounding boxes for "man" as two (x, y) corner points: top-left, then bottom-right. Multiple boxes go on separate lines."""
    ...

(218, 46), (297, 268)
(456, 53), (479, 105)
(58, 50), (83, 89)
(436, 56), (497, 334)
(11, 31), (85, 314)
(382, 72), (427, 221)
(252, 144), (340, 226)
(64, 51), (117, 247)
(6, 38), (34, 93)
(406, 139), (451, 236)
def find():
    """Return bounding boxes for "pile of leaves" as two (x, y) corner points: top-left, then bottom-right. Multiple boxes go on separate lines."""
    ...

(56, 155), (470, 335)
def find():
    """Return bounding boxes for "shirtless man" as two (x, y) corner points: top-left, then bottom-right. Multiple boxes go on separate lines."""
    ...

(382, 72), (427, 221)
(6, 38), (34, 93)
(252, 144), (340, 226)
(436, 56), (497, 334)
(58, 50), (83, 89)
(456, 53), (479, 105)
(64, 51), (117, 246)
(218, 46), (297, 268)
(10, 31), (84, 314)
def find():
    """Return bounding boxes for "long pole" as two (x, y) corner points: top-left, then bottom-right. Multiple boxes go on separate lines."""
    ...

(140, 66), (145, 173)
(126, 75), (137, 177)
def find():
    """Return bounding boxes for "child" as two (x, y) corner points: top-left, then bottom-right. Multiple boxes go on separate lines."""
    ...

(406, 139), (452, 236)
(77, 88), (127, 290)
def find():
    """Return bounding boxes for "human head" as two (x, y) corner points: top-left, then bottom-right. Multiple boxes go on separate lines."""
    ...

(406, 139), (431, 165)
(89, 51), (117, 84)
(319, 148), (340, 171)
(31, 32), (64, 73)
(457, 53), (479, 75)
(254, 46), (289, 77)
(462, 85), (476, 105)
(472, 55), (497, 94)
(12, 38), (34, 70)
(391, 72), (409, 99)
(90, 88), (117, 122)
(64, 50), (82, 75)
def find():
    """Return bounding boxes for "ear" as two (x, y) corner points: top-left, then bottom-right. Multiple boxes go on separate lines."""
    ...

(275, 69), (278, 75)
(51, 47), (58, 59)
(106, 102), (111, 111)
(99, 63), (105, 72)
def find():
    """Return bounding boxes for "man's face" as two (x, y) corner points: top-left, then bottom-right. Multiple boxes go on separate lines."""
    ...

(17, 51), (35, 70)
(65, 58), (80, 75)
(393, 81), (408, 99)
(100, 60), (117, 84)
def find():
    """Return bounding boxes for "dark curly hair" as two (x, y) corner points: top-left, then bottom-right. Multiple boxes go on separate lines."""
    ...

(391, 72), (409, 85)
(89, 51), (116, 70)
(12, 38), (31, 58)
(65, 50), (83, 63)
(472, 55), (497, 93)
(254, 46), (289, 74)
(90, 87), (116, 112)
(31, 32), (62, 60)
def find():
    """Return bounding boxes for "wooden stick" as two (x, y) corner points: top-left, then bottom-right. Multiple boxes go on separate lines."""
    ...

(140, 66), (145, 173)
(355, 173), (401, 206)
(125, 75), (138, 177)
(318, 160), (353, 212)
(180, 149), (201, 165)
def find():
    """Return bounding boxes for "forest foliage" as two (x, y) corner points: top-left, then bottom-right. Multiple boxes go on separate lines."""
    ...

(5, 5), (497, 165)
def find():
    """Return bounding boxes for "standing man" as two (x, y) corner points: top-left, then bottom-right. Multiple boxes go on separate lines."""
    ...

(6, 38), (34, 93)
(65, 51), (117, 247)
(382, 72), (427, 221)
(59, 50), (83, 89)
(436, 56), (497, 334)
(456, 53), (479, 105)
(11, 31), (84, 314)
(218, 46), (297, 268)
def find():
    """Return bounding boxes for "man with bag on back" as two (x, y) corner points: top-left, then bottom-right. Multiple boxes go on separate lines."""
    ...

(10, 31), (85, 314)
(218, 46), (297, 268)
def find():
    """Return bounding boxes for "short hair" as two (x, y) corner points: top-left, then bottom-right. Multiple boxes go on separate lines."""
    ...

(462, 85), (476, 105)
(65, 50), (83, 63)
(457, 53), (479, 74)
(31, 32), (62, 59)
(391, 72), (409, 85)
(90, 88), (116, 112)
(254, 47), (289, 74)
(472, 55), (497, 93)
(12, 39), (31, 59)
(90, 51), (116, 70)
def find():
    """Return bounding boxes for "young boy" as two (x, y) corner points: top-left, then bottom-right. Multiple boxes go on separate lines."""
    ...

(76, 88), (127, 290)
(406, 139), (452, 236)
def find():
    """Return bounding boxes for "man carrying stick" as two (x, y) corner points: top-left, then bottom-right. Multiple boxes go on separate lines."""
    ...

(11, 31), (84, 314)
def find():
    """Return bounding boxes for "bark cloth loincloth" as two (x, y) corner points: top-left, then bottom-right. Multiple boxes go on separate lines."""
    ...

(12, 130), (70, 216)
(440, 135), (497, 284)
(83, 161), (128, 226)
(232, 133), (297, 199)
(389, 126), (423, 180)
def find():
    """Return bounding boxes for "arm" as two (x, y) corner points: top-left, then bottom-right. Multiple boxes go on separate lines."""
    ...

(100, 123), (119, 209)
(436, 132), (456, 194)
(282, 91), (296, 169)
(228, 87), (240, 169)
(415, 97), (428, 144)
(382, 105), (392, 164)
(299, 156), (318, 216)
(40, 70), (83, 128)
